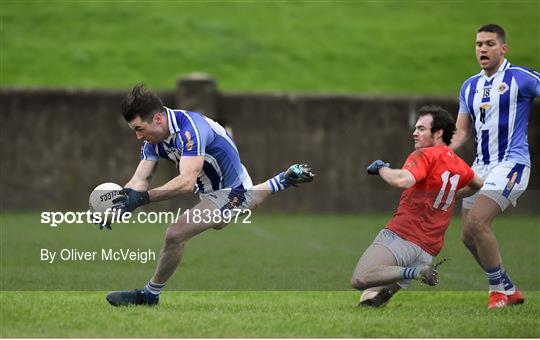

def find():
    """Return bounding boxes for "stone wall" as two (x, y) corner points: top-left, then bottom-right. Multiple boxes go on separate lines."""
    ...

(1, 77), (538, 213)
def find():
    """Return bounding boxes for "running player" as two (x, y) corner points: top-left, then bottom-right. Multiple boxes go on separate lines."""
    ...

(451, 24), (539, 308)
(106, 84), (314, 306)
(351, 105), (483, 307)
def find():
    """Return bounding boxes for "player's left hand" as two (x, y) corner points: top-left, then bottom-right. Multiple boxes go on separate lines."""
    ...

(367, 160), (390, 175)
(112, 188), (150, 213)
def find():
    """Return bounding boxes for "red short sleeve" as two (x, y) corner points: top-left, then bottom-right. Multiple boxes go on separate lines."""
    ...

(402, 150), (431, 182)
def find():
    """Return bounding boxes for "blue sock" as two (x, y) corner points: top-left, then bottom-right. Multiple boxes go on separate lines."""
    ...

(501, 271), (516, 294)
(266, 172), (289, 193)
(400, 267), (419, 280)
(144, 281), (165, 302)
(486, 265), (505, 293)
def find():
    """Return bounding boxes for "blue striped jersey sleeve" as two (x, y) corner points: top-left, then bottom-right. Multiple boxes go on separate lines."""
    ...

(458, 81), (470, 114)
(510, 66), (540, 98)
(534, 71), (540, 97)
(180, 113), (209, 157)
(140, 141), (159, 161)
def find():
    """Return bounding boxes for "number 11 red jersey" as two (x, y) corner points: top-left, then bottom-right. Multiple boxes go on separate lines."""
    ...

(386, 145), (474, 256)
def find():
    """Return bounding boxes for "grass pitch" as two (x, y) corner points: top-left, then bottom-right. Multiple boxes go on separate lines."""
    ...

(1, 212), (539, 337)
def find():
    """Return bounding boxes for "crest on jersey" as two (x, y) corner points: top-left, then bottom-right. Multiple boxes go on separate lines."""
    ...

(498, 82), (509, 95)
(185, 131), (194, 151)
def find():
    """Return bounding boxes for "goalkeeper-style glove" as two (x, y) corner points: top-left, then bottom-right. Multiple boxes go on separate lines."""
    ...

(367, 160), (390, 175)
(112, 188), (150, 213)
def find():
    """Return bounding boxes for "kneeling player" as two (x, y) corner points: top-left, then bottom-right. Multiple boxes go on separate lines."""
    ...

(350, 105), (483, 307)
(105, 84), (314, 306)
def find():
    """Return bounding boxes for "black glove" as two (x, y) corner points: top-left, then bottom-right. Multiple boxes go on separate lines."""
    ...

(367, 160), (390, 175)
(96, 221), (112, 230)
(112, 188), (150, 213)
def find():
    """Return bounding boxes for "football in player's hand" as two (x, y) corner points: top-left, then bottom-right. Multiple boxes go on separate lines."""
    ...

(89, 182), (123, 213)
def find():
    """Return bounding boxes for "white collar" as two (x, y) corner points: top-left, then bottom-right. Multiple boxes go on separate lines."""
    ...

(165, 107), (180, 136)
(480, 58), (510, 77)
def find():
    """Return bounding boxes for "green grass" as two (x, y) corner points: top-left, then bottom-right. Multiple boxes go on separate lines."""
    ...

(1, 291), (539, 337)
(1, 1), (538, 94)
(1, 213), (539, 337)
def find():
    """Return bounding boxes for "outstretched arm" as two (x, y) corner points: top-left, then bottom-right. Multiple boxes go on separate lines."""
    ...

(113, 157), (203, 213)
(379, 167), (416, 189)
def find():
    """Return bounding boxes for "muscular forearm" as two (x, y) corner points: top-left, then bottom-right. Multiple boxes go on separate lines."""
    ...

(456, 186), (475, 199)
(379, 168), (415, 189)
(450, 122), (471, 151)
(125, 177), (150, 191)
(148, 175), (196, 202)
(456, 175), (483, 199)
(125, 160), (157, 191)
(450, 131), (468, 150)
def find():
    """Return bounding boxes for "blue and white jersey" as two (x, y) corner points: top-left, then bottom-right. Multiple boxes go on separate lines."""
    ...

(458, 59), (540, 167)
(140, 108), (252, 193)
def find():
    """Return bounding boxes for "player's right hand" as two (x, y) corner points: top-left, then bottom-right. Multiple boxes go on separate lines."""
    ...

(367, 160), (390, 175)
(112, 188), (150, 213)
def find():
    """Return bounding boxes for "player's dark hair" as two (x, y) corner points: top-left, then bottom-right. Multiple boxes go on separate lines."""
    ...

(477, 24), (506, 43)
(418, 105), (456, 145)
(121, 83), (164, 122)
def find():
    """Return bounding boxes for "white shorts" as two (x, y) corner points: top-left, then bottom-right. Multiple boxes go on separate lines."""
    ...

(373, 229), (433, 288)
(462, 161), (530, 211)
(199, 185), (255, 213)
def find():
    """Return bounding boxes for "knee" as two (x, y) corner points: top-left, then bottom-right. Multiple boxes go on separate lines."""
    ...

(164, 225), (189, 247)
(350, 274), (369, 291)
(461, 227), (474, 245)
(465, 213), (491, 234)
(247, 197), (261, 210)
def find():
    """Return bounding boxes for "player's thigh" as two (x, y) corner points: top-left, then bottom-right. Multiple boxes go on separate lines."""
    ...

(466, 194), (503, 230)
(352, 243), (397, 281)
(168, 198), (222, 240)
(353, 230), (399, 277)
(461, 207), (470, 222)
(461, 208), (472, 240)
(200, 187), (255, 230)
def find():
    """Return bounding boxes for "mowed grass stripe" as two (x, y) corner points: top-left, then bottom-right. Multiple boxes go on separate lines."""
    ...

(1, 291), (539, 338)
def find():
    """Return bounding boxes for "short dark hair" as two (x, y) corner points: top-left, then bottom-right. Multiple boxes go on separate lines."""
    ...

(417, 105), (456, 145)
(121, 84), (164, 122)
(477, 24), (506, 43)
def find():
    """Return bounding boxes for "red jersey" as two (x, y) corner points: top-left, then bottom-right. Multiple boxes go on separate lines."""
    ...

(386, 145), (474, 256)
